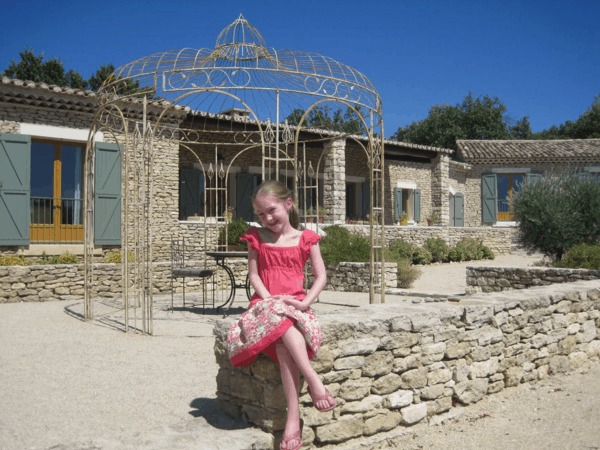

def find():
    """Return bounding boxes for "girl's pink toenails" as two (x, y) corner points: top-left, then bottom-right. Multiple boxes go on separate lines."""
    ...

(307, 385), (337, 412)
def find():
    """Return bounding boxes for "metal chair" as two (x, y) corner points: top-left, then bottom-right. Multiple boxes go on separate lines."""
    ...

(171, 238), (214, 313)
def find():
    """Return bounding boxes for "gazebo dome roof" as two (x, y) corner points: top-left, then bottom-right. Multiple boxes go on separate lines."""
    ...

(102, 15), (381, 124)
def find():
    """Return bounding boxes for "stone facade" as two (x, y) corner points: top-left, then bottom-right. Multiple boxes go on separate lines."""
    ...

(466, 266), (600, 294)
(323, 139), (346, 223)
(214, 280), (600, 448)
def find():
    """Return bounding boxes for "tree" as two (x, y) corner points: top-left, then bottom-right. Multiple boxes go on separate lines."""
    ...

(87, 63), (116, 91)
(391, 92), (524, 149)
(2, 47), (85, 89)
(286, 105), (365, 134)
(533, 92), (600, 140)
(509, 116), (532, 139)
(512, 170), (600, 261)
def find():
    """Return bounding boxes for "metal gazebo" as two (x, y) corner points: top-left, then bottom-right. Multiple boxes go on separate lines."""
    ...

(84, 14), (386, 333)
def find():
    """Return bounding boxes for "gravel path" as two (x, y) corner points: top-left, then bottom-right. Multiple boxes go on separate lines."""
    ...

(1, 253), (599, 450)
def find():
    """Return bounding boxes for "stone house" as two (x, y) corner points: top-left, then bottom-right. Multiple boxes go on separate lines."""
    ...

(454, 139), (600, 227)
(0, 77), (455, 260)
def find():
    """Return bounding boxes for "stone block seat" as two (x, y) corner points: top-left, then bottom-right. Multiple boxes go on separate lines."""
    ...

(213, 280), (600, 448)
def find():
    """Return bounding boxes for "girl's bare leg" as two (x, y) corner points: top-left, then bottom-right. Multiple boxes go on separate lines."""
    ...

(281, 325), (333, 411)
(275, 339), (301, 450)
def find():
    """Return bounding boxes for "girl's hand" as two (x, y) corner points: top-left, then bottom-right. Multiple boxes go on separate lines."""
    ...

(281, 296), (310, 311)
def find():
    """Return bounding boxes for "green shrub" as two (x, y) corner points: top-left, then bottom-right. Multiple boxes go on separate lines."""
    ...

(481, 245), (495, 260)
(424, 238), (449, 262)
(412, 247), (433, 265)
(396, 258), (422, 288)
(0, 255), (31, 266)
(448, 246), (467, 262)
(387, 239), (416, 260)
(556, 243), (600, 270)
(219, 218), (250, 249)
(320, 225), (370, 265)
(48, 251), (78, 264)
(512, 170), (600, 261)
(105, 251), (135, 264)
(447, 239), (494, 262)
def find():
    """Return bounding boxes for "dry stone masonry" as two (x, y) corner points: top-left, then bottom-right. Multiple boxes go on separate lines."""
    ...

(213, 280), (600, 448)
(466, 266), (600, 294)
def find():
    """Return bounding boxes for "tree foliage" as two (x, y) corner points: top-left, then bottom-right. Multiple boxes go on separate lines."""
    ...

(532, 92), (600, 140)
(391, 92), (530, 150)
(512, 171), (600, 261)
(2, 47), (87, 89)
(2, 47), (140, 94)
(286, 104), (365, 134)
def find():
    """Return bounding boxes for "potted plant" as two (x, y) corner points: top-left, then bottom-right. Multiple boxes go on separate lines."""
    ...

(306, 207), (314, 223)
(427, 214), (437, 226)
(318, 206), (325, 223)
(400, 213), (408, 226)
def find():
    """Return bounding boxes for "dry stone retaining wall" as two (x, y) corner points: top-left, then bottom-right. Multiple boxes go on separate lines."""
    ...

(466, 266), (600, 294)
(341, 224), (517, 255)
(0, 259), (390, 302)
(213, 280), (600, 449)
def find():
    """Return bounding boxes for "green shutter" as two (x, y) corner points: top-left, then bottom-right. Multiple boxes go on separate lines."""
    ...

(482, 173), (497, 223)
(179, 168), (203, 219)
(0, 133), (31, 245)
(236, 172), (254, 222)
(414, 189), (421, 223)
(454, 193), (464, 227)
(394, 187), (402, 222)
(361, 180), (370, 220)
(527, 172), (543, 184)
(94, 142), (122, 245)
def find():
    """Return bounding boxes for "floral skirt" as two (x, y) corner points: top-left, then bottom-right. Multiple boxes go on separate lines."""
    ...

(227, 298), (322, 367)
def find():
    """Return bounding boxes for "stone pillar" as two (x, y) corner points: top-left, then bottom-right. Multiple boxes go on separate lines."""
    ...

(323, 138), (346, 223)
(432, 154), (450, 227)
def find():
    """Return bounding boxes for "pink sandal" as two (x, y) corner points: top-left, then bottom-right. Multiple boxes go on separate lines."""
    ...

(307, 386), (337, 412)
(280, 419), (303, 450)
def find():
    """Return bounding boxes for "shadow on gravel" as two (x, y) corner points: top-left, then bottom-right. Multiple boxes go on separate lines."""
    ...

(189, 398), (252, 430)
(169, 305), (247, 316)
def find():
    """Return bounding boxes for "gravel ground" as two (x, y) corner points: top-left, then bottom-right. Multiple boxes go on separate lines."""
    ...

(1, 252), (599, 450)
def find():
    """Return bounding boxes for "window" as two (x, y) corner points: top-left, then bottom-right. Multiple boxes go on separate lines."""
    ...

(30, 140), (84, 242)
(346, 180), (370, 220)
(394, 184), (421, 224)
(482, 171), (542, 223)
(497, 173), (524, 221)
(0, 132), (121, 246)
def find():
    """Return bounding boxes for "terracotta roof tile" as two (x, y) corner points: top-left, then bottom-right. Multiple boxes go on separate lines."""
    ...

(456, 139), (600, 162)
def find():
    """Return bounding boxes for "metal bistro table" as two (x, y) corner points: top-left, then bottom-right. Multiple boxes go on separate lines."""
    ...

(205, 251), (252, 317)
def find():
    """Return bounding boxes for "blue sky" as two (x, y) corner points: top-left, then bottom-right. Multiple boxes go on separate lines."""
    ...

(1, 0), (598, 137)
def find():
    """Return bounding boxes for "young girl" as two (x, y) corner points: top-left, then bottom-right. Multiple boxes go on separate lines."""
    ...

(227, 180), (336, 450)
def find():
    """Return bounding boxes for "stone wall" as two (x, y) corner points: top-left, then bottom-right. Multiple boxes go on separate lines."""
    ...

(307, 263), (397, 292)
(466, 266), (600, 294)
(213, 280), (600, 448)
(340, 224), (517, 255)
(0, 257), (393, 302)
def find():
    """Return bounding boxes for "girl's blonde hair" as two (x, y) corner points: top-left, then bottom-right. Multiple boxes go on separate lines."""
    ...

(252, 180), (300, 229)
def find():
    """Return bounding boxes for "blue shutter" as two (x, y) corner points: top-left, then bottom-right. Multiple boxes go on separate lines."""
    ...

(179, 168), (203, 219)
(482, 173), (497, 223)
(236, 172), (254, 222)
(527, 172), (543, 184)
(394, 187), (402, 222)
(414, 189), (421, 223)
(361, 180), (370, 220)
(454, 193), (464, 227)
(94, 143), (122, 245)
(0, 133), (31, 245)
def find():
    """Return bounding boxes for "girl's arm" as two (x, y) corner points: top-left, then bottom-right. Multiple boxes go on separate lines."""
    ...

(247, 248), (272, 299)
(283, 242), (327, 311)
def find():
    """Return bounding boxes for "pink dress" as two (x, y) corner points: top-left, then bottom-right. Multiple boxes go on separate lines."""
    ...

(227, 227), (323, 367)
